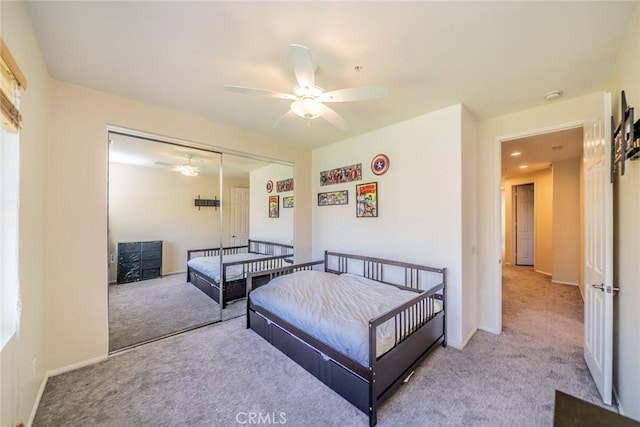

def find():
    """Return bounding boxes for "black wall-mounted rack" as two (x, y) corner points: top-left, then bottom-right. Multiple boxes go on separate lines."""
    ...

(611, 90), (640, 182)
(194, 195), (220, 211)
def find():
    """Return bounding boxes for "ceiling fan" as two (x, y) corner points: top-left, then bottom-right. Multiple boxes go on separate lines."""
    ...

(155, 154), (200, 177)
(224, 44), (389, 130)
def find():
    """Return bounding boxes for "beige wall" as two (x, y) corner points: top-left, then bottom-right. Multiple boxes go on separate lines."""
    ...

(502, 158), (581, 285)
(608, 1), (640, 419)
(552, 158), (581, 286)
(502, 169), (553, 274)
(108, 162), (249, 280)
(0, 2), (50, 426)
(46, 80), (312, 373)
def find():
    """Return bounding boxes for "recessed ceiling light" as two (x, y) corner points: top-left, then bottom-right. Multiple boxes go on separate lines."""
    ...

(544, 90), (563, 101)
(519, 165), (528, 169)
(510, 151), (522, 157)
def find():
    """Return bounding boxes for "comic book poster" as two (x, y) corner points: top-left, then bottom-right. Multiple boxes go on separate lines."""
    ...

(317, 190), (348, 206)
(320, 163), (362, 186)
(276, 178), (294, 192)
(356, 182), (377, 217)
(268, 195), (279, 218)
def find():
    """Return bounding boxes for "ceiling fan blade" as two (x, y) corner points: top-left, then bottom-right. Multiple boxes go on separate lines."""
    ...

(322, 106), (349, 130)
(320, 86), (389, 103)
(290, 44), (315, 88)
(154, 161), (177, 168)
(224, 85), (296, 100)
(273, 110), (297, 129)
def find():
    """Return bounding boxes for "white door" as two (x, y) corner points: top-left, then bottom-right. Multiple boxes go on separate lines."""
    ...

(229, 187), (249, 246)
(515, 184), (534, 266)
(583, 92), (613, 405)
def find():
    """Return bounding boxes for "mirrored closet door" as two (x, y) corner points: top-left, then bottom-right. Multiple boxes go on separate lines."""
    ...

(218, 155), (295, 321)
(107, 131), (295, 352)
(107, 132), (223, 352)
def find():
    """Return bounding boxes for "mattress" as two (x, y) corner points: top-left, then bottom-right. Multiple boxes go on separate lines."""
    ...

(249, 270), (443, 366)
(187, 252), (270, 283)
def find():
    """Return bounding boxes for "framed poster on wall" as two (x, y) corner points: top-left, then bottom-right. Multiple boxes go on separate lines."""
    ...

(356, 182), (378, 217)
(269, 195), (279, 218)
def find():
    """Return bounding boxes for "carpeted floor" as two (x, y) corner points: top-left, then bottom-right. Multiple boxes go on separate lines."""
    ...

(109, 274), (245, 351)
(35, 265), (615, 426)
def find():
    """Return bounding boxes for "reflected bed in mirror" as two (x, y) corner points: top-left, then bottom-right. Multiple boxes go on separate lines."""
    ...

(107, 130), (294, 352)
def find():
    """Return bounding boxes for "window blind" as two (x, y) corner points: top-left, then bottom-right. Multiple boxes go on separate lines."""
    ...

(0, 38), (27, 133)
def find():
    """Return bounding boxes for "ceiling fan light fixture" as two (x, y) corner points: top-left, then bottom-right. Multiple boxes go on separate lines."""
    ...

(178, 165), (198, 176)
(291, 98), (326, 119)
(293, 85), (323, 98)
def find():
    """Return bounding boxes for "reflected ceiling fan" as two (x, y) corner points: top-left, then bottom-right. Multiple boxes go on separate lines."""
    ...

(155, 154), (200, 177)
(224, 44), (389, 130)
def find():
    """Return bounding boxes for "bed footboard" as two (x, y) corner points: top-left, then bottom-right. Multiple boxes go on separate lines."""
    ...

(368, 284), (445, 424)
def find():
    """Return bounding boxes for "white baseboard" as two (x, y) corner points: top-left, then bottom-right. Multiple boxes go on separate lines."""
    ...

(613, 386), (624, 415)
(478, 325), (502, 335)
(27, 355), (107, 426)
(551, 279), (578, 286)
(27, 375), (48, 427)
(535, 269), (552, 277)
(46, 355), (108, 378)
(109, 271), (186, 285)
(163, 270), (186, 277)
(459, 328), (477, 349)
(446, 328), (480, 350)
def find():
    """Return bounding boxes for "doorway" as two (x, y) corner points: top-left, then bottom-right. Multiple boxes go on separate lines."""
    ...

(514, 183), (534, 266)
(501, 127), (583, 277)
(229, 187), (249, 246)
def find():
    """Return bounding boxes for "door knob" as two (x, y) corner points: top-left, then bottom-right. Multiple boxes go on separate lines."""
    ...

(591, 284), (621, 296)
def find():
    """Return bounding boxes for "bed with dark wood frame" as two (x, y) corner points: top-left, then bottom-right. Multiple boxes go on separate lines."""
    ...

(187, 239), (293, 308)
(246, 250), (446, 426)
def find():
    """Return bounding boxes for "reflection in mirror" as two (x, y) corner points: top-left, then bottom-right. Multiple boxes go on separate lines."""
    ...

(219, 155), (294, 321)
(108, 132), (222, 352)
(107, 132), (295, 351)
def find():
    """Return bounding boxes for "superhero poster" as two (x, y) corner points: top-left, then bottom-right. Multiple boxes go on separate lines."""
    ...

(268, 195), (279, 218)
(320, 163), (362, 186)
(356, 182), (378, 217)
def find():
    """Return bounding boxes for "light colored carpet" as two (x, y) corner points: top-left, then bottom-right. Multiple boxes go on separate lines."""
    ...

(35, 265), (615, 426)
(109, 273), (245, 351)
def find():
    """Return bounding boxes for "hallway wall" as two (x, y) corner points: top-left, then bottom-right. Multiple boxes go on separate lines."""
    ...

(502, 169), (553, 274)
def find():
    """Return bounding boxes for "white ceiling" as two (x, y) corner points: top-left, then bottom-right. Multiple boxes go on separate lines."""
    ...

(25, 1), (635, 149)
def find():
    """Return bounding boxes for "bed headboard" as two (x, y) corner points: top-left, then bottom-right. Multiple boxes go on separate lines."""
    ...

(248, 239), (294, 257)
(324, 250), (446, 292)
